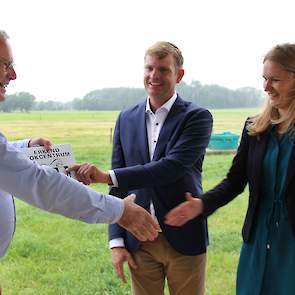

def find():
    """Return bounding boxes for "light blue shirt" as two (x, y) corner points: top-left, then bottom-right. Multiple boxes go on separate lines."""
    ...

(0, 132), (124, 257)
(0, 138), (29, 256)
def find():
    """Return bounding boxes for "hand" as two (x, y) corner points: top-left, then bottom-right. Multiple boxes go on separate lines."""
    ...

(165, 192), (204, 226)
(29, 137), (52, 150)
(111, 247), (137, 283)
(66, 163), (111, 185)
(118, 194), (160, 241)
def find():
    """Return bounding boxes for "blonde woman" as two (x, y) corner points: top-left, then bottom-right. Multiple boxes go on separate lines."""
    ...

(166, 43), (295, 295)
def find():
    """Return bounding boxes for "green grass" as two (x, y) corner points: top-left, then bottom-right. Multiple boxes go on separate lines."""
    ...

(0, 109), (258, 294)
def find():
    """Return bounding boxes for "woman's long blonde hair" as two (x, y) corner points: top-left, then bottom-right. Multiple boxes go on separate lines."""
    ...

(248, 43), (295, 136)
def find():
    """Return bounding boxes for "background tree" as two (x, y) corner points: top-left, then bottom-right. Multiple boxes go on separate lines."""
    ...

(15, 92), (36, 112)
(0, 82), (264, 112)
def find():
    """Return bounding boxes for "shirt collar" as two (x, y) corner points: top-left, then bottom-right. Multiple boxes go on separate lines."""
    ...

(145, 92), (178, 114)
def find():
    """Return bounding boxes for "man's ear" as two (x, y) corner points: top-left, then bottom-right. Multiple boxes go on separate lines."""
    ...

(176, 69), (185, 83)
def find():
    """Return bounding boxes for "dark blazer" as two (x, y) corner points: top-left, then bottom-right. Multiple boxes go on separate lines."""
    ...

(201, 119), (295, 242)
(108, 95), (213, 255)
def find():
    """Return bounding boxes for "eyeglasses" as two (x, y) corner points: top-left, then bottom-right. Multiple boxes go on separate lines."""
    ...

(0, 57), (15, 71)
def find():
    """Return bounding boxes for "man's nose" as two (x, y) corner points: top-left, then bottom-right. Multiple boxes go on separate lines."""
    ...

(7, 67), (16, 80)
(150, 69), (160, 79)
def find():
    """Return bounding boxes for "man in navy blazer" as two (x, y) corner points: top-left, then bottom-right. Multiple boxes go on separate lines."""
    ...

(71, 41), (213, 295)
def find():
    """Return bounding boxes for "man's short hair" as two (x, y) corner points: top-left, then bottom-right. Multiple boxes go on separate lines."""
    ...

(145, 41), (184, 70)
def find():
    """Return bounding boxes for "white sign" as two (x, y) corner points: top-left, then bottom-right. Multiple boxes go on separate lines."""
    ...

(23, 144), (76, 178)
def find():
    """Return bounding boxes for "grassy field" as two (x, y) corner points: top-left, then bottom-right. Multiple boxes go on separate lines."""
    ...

(0, 109), (258, 294)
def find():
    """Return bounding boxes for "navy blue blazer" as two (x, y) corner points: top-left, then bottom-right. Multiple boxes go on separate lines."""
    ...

(201, 119), (295, 242)
(108, 96), (213, 255)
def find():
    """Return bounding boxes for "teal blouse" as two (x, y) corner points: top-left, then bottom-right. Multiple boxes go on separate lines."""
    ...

(236, 130), (295, 295)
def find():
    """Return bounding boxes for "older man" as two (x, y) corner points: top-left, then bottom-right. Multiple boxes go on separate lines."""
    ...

(0, 30), (158, 293)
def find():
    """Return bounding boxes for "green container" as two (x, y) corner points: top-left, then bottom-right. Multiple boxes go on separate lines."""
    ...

(208, 131), (240, 150)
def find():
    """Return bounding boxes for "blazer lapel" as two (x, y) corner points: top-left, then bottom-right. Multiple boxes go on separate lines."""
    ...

(152, 96), (185, 161)
(136, 101), (150, 164)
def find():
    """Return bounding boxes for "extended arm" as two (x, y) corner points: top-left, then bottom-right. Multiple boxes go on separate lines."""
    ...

(0, 133), (159, 241)
(69, 108), (213, 189)
(165, 122), (250, 226)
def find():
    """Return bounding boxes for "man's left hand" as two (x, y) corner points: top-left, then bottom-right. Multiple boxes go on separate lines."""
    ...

(29, 137), (53, 151)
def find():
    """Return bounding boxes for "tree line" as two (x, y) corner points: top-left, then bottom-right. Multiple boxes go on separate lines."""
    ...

(1, 81), (264, 112)
(0, 92), (36, 112)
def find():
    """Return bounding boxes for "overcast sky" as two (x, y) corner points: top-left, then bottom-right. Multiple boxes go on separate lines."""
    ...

(2, 0), (295, 101)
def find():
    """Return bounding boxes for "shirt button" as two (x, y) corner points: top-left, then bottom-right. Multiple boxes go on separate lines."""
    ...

(156, 123), (159, 126)
(153, 140), (157, 143)
(266, 244), (270, 250)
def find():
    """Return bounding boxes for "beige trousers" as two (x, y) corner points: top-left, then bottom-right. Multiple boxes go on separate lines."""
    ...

(130, 233), (207, 295)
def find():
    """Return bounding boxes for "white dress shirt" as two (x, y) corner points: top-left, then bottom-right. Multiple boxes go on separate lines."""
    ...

(109, 93), (177, 249)
(0, 132), (124, 257)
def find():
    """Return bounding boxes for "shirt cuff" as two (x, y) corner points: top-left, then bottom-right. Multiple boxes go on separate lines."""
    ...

(109, 238), (125, 249)
(9, 139), (30, 149)
(109, 170), (118, 187)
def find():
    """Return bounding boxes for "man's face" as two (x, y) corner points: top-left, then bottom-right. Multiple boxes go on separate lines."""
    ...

(0, 38), (16, 101)
(144, 54), (184, 102)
